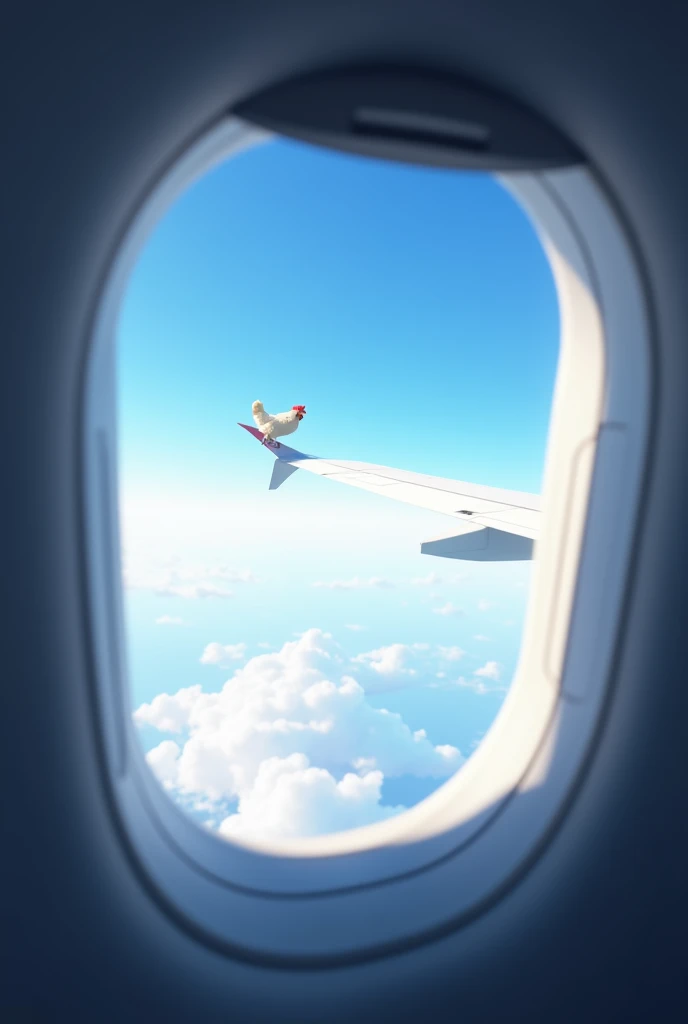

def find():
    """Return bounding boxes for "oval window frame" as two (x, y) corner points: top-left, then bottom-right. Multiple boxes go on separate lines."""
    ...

(82, 116), (652, 964)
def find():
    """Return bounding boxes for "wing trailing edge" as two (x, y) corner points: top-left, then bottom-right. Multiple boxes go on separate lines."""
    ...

(238, 423), (541, 561)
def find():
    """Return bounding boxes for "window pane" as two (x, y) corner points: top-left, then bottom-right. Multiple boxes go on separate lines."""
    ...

(118, 137), (558, 843)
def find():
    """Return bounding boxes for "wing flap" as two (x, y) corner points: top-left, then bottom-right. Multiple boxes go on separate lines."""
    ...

(421, 527), (535, 561)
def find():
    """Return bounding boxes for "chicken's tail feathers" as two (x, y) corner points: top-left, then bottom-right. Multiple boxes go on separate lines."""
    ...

(252, 400), (270, 426)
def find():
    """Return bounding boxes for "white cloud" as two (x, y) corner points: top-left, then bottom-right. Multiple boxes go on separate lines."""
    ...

(134, 685), (203, 733)
(124, 559), (255, 600)
(473, 634), (491, 642)
(158, 582), (233, 600)
(155, 615), (187, 626)
(477, 598), (496, 612)
(411, 572), (442, 586)
(353, 643), (418, 678)
(135, 629), (462, 839)
(344, 624), (366, 632)
(218, 754), (404, 842)
(474, 661), (501, 681)
(454, 676), (494, 696)
(200, 642), (248, 667)
(351, 642), (457, 693)
(257, 642), (273, 649)
(432, 602), (465, 617)
(312, 577), (394, 590)
(432, 672), (507, 696)
(353, 756), (377, 772)
(435, 744), (461, 759)
(207, 566), (257, 583)
(437, 645), (465, 661)
(146, 740), (181, 787)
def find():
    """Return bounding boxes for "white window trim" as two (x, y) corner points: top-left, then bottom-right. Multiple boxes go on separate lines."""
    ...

(83, 118), (652, 963)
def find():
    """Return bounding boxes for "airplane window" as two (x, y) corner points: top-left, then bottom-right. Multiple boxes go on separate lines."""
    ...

(117, 136), (558, 845)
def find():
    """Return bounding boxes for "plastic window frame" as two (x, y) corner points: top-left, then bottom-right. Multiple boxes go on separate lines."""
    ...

(82, 117), (652, 964)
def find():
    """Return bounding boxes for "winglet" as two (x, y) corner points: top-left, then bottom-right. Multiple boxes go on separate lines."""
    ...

(238, 422), (304, 490)
(269, 461), (299, 490)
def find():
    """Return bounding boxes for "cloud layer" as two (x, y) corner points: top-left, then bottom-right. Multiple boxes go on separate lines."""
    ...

(311, 576), (395, 590)
(135, 629), (463, 841)
(124, 559), (256, 600)
(200, 642), (247, 667)
(475, 660), (501, 681)
(432, 601), (465, 617)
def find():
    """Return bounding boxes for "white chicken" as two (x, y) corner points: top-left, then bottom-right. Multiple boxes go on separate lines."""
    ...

(251, 400), (307, 443)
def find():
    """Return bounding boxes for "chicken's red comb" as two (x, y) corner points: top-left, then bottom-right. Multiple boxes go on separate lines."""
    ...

(292, 405), (307, 413)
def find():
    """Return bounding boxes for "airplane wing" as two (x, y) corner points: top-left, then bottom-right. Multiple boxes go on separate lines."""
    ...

(238, 423), (541, 561)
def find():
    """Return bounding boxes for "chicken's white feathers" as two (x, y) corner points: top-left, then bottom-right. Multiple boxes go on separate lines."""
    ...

(251, 401), (305, 441)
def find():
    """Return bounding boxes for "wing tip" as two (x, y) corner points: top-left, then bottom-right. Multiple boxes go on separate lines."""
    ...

(238, 422), (267, 444)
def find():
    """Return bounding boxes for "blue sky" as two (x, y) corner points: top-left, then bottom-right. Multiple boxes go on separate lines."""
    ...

(118, 136), (559, 841)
